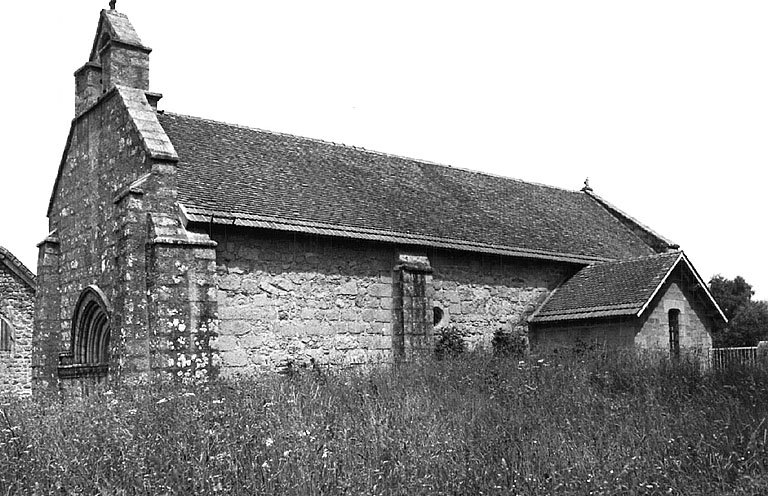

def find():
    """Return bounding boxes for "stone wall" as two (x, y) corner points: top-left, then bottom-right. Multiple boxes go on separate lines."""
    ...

(210, 228), (395, 374)
(0, 264), (35, 396)
(636, 281), (713, 355)
(431, 252), (572, 349)
(34, 89), (159, 390)
(209, 226), (575, 374)
(528, 319), (639, 351)
(38, 92), (150, 381)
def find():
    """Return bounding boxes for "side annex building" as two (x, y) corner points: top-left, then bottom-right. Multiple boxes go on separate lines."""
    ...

(32, 8), (726, 390)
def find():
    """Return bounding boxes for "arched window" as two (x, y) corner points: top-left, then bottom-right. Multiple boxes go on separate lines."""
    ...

(0, 316), (13, 352)
(71, 286), (111, 366)
(433, 306), (447, 328)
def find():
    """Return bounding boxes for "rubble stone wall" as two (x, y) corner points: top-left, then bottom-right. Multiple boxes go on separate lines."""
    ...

(211, 228), (395, 374)
(210, 226), (575, 374)
(0, 265), (35, 396)
(430, 252), (572, 349)
(35, 90), (153, 389)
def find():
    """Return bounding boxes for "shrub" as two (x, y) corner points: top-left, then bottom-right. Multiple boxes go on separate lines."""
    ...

(492, 328), (527, 358)
(434, 325), (466, 359)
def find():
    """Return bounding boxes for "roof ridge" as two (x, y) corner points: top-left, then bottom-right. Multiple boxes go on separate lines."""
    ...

(160, 111), (584, 195)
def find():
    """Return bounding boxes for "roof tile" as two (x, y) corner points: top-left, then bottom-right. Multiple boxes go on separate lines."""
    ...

(158, 112), (658, 261)
(530, 252), (682, 322)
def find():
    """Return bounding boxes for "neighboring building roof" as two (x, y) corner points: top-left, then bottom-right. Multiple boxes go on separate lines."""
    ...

(0, 246), (36, 291)
(529, 251), (726, 323)
(158, 112), (669, 264)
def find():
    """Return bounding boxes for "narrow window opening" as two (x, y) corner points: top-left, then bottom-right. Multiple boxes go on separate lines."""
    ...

(433, 306), (444, 327)
(0, 317), (13, 352)
(668, 309), (680, 360)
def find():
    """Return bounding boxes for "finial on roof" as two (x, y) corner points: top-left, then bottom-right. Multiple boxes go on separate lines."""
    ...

(109, 0), (116, 10)
(581, 177), (593, 192)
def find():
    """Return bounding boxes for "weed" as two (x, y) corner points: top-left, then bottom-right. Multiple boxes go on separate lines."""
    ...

(2, 351), (768, 494)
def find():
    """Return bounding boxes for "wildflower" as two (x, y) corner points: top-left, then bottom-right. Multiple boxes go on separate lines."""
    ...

(212, 399), (224, 404)
(261, 460), (269, 469)
(156, 398), (168, 404)
(322, 448), (330, 459)
(265, 437), (274, 447)
(283, 450), (291, 458)
(127, 409), (137, 415)
(182, 392), (195, 398)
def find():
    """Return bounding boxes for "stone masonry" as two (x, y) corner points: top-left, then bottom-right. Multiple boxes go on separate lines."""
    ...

(0, 248), (36, 397)
(635, 281), (713, 353)
(208, 226), (574, 376)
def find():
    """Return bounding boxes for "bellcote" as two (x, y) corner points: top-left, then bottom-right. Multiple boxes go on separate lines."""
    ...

(74, 9), (152, 115)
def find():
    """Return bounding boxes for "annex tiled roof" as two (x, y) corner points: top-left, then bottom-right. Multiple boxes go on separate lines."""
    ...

(157, 112), (663, 263)
(0, 246), (36, 290)
(529, 251), (726, 323)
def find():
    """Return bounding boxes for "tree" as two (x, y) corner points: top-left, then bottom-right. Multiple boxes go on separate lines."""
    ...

(709, 275), (753, 321)
(725, 300), (768, 347)
(709, 275), (768, 347)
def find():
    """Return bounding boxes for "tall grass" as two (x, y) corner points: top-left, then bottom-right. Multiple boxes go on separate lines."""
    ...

(2, 351), (768, 495)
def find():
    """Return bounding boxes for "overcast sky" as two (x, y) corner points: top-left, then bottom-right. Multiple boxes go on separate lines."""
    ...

(1, 1), (766, 299)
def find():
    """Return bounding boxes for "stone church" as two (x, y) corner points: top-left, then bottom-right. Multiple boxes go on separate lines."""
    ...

(32, 7), (726, 390)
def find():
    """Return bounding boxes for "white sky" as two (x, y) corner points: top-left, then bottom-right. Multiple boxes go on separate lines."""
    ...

(1, 1), (766, 299)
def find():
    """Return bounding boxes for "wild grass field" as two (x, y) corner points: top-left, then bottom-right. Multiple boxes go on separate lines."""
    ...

(1, 351), (768, 495)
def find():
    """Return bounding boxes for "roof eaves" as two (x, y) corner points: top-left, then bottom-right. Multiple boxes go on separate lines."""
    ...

(633, 251), (684, 318)
(182, 205), (612, 265)
(531, 307), (640, 322)
(0, 247), (36, 291)
(679, 252), (728, 323)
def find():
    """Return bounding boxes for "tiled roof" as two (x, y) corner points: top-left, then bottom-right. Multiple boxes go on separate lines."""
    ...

(0, 246), (36, 290)
(157, 112), (663, 263)
(530, 252), (684, 322)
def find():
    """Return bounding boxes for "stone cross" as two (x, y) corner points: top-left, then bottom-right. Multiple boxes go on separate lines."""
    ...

(109, 0), (116, 10)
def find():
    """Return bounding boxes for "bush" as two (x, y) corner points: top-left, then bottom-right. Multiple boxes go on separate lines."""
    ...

(492, 328), (527, 358)
(434, 325), (466, 359)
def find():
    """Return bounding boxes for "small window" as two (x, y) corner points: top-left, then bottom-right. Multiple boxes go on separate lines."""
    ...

(433, 306), (445, 327)
(0, 317), (13, 352)
(668, 309), (680, 360)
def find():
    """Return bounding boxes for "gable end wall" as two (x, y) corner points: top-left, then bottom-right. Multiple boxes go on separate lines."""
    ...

(36, 93), (155, 389)
(635, 280), (713, 355)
